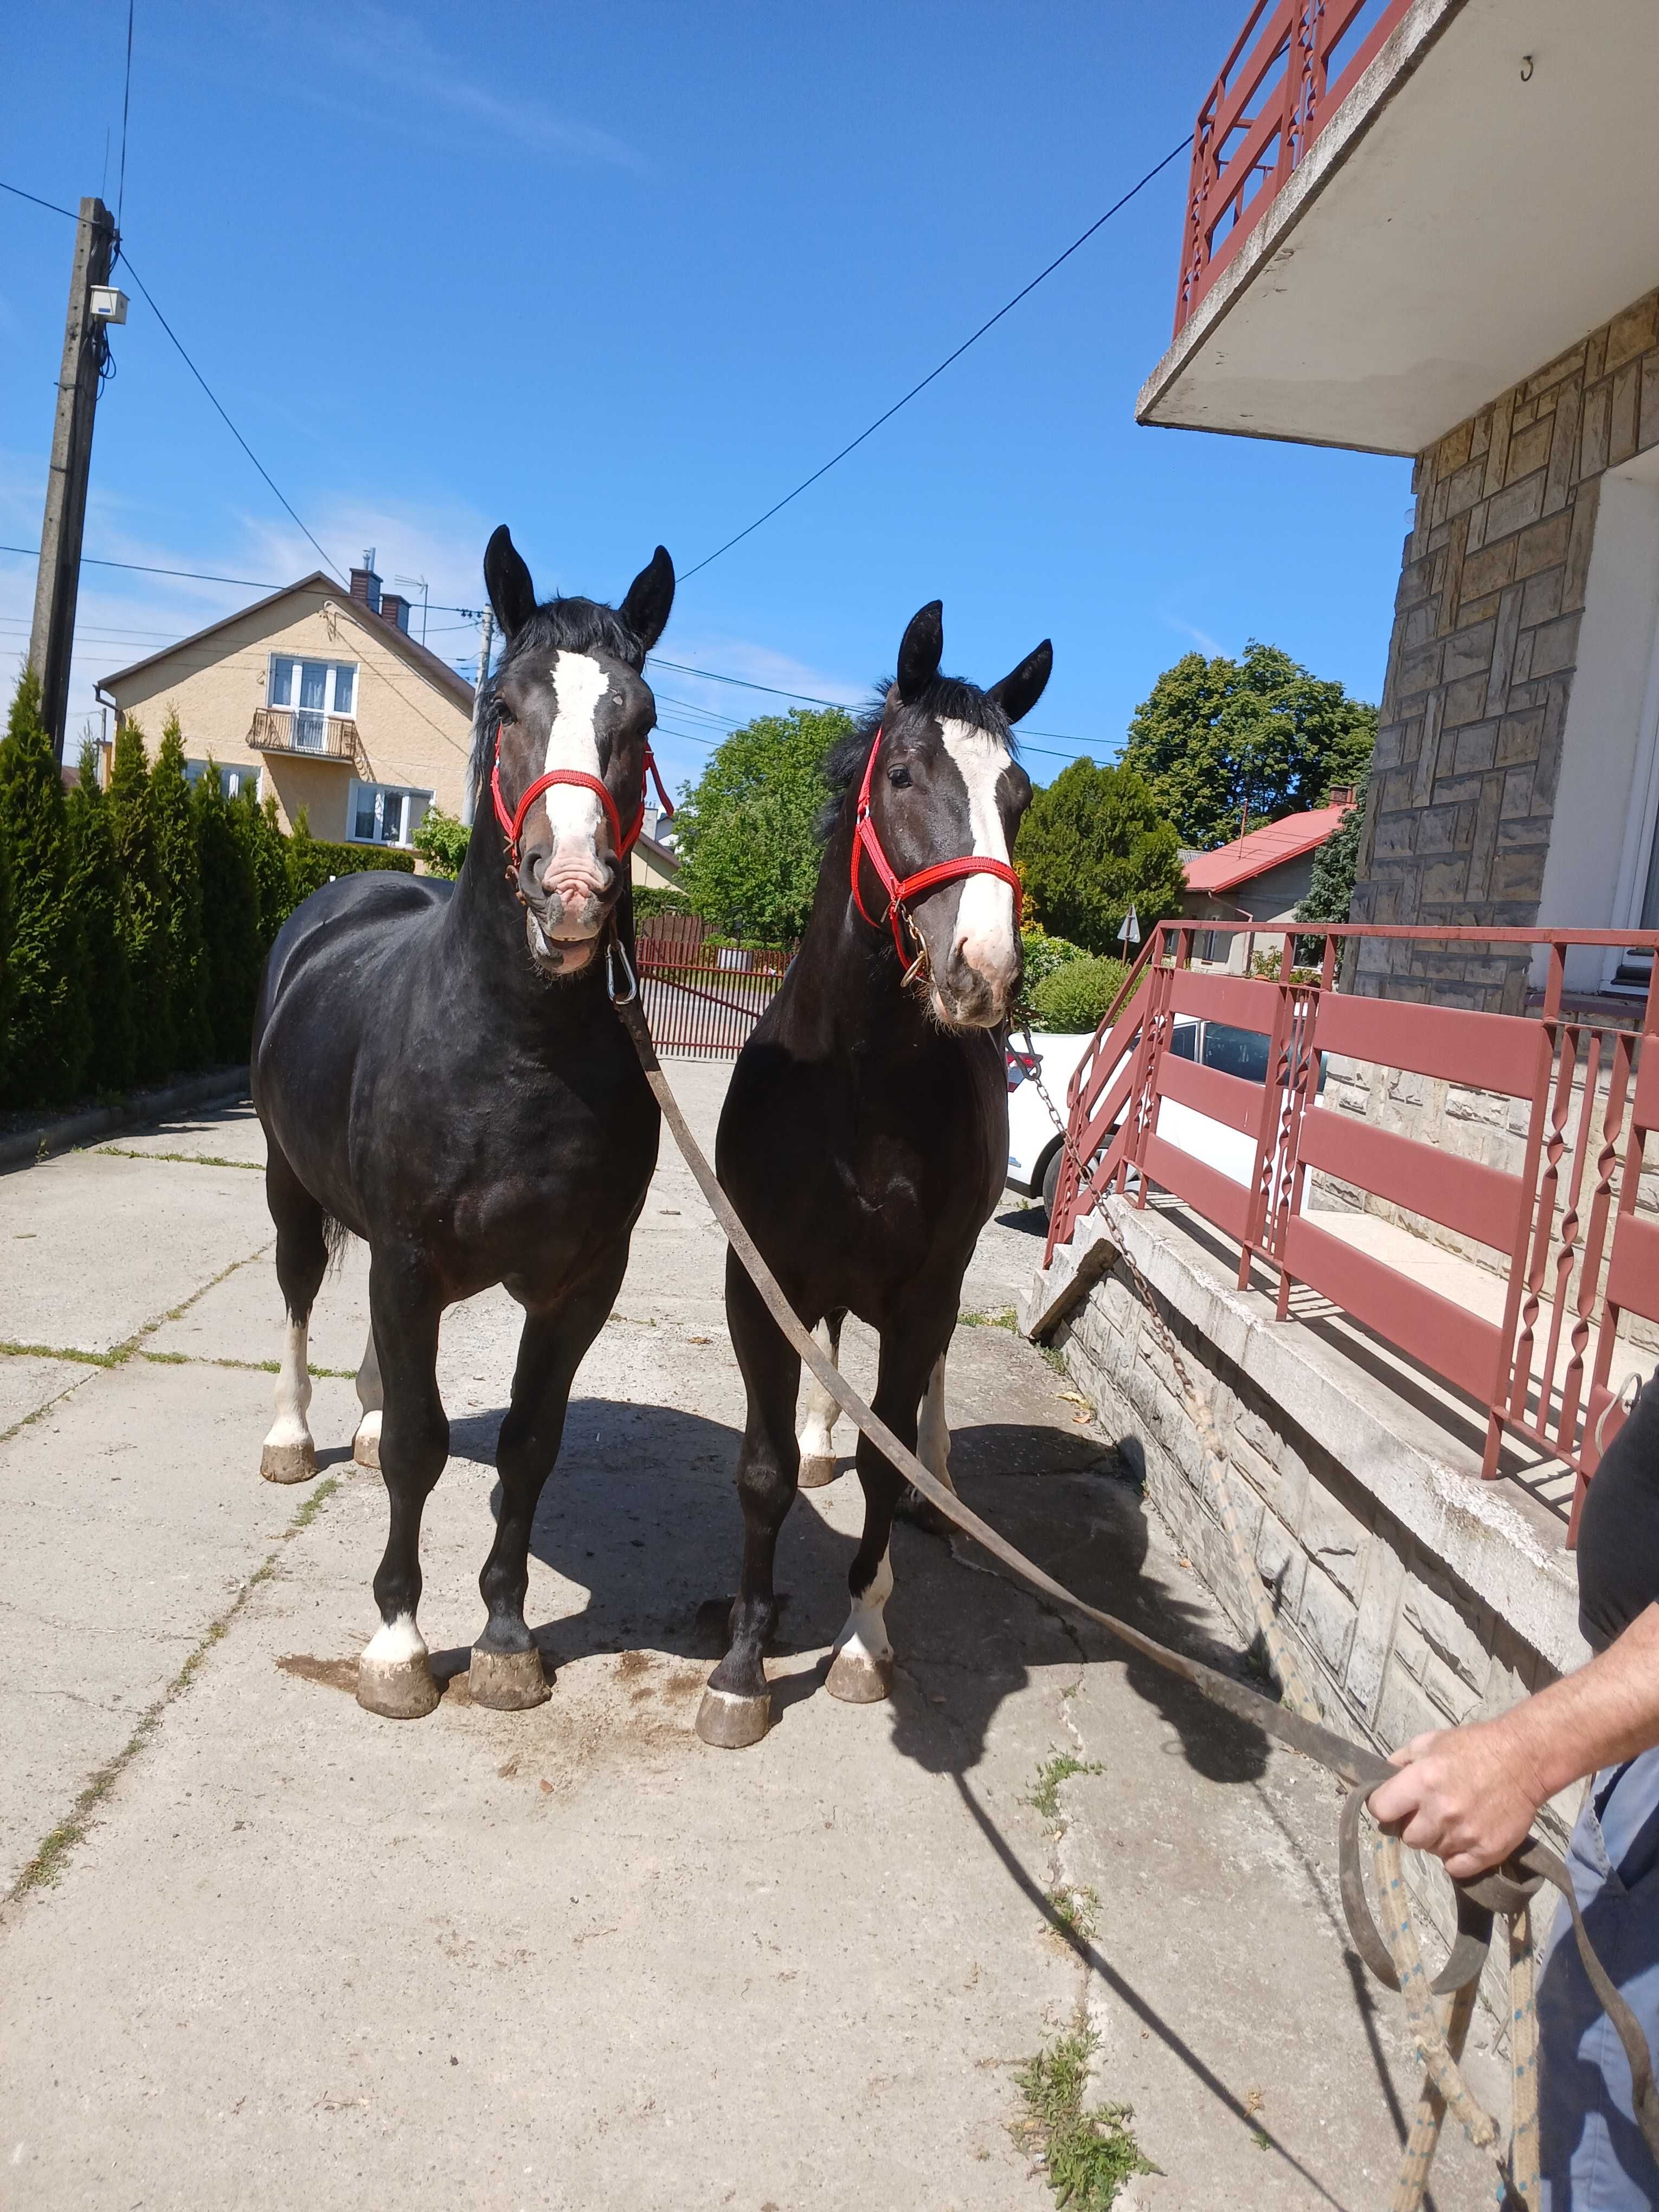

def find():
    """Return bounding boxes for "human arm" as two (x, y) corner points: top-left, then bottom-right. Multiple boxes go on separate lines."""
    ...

(1367, 1602), (1659, 1879)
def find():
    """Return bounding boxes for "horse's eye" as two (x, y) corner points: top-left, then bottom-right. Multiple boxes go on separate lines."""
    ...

(497, 704), (516, 725)
(888, 766), (911, 789)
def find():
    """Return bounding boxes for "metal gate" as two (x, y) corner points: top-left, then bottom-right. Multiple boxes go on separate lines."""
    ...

(635, 913), (793, 1059)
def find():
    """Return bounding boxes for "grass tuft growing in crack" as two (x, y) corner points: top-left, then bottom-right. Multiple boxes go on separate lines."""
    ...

(97, 1146), (262, 1171)
(957, 1307), (1019, 1332)
(1013, 2030), (1154, 2210)
(1029, 1752), (1104, 1824)
(1046, 1882), (1101, 1946)
(7, 1470), (348, 1902)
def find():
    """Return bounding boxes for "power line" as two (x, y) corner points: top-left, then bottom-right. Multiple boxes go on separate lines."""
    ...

(0, 177), (77, 220)
(117, 2), (135, 228)
(677, 137), (1189, 582)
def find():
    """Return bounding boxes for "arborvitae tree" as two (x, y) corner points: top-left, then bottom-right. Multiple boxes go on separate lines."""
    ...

(0, 670), (91, 1107)
(0, 764), (13, 1064)
(1296, 786), (1367, 929)
(193, 759), (262, 1063)
(67, 739), (136, 1095)
(239, 790), (293, 953)
(284, 806), (321, 910)
(107, 717), (174, 1083)
(1013, 758), (1188, 955)
(151, 713), (213, 1070)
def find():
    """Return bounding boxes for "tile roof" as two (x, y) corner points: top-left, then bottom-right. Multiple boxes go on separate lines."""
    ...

(1182, 803), (1350, 893)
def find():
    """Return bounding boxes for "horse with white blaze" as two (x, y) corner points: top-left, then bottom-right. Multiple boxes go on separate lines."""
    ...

(699, 599), (1051, 1747)
(250, 525), (674, 1720)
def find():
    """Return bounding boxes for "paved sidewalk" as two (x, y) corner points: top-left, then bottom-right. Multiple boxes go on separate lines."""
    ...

(0, 1070), (1506, 2210)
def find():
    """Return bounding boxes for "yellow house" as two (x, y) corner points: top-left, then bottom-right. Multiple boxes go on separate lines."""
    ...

(98, 560), (474, 852)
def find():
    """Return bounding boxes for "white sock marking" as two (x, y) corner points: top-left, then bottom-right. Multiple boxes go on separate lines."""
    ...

(362, 1612), (426, 1667)
(355, 1328), (383, 1449)
(263, 1317), (313, 1451)
(797, 1317), (842, 1462)
(938, 716), (1019, 991)
(833, 1546), (894, 1668)
(919, 1353), (955, 1493)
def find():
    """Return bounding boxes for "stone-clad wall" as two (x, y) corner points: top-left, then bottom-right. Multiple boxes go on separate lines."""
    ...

(1350, 285), (1659, 1007)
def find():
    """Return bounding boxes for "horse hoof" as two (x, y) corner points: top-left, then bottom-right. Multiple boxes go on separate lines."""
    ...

(798, 1455), (838, 1489)
(260, 1437), (317, 1485)
(826, 1649), (893, 1705)
(895, 1485), (954, 1537)
(468, 1645), (551, 1710)
(356, 1655), (441, 1720)
(352, 1419), (381, 1470)
(696, 1684), (771, 1748)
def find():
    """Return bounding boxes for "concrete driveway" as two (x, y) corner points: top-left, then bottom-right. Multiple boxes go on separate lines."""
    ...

(0, 1064), (1504, 2210)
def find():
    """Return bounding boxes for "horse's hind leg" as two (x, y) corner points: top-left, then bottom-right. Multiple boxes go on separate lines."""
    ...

(471, 1257), (626, 1711)
(352, 1328), (383, 1470)
(260, 1144), (326, 1485)
(357, 1251), (447, 1721)
(698, 1249), (805, 1750)
(827, 1318), (948, 1705)
(895, 1348), (957, 1534)
(796, 1309), (846, 1488)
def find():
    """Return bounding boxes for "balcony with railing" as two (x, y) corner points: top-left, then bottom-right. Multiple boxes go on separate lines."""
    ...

(246, 708), (362, 765)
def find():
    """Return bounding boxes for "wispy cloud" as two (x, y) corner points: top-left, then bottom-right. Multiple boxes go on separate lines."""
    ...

(1162, 613), (1225, 658)
(322, 8), (645, 172)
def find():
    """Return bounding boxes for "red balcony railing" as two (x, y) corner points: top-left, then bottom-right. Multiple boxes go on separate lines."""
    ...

(1045, 923), (1659, 1534)
(1174, 0), (1414, 336)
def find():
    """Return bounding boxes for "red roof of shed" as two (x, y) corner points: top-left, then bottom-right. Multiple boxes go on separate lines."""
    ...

(1182, 803), (1349, 894)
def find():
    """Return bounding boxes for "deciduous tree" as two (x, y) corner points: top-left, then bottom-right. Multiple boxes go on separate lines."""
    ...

(674, 706), (852, 942)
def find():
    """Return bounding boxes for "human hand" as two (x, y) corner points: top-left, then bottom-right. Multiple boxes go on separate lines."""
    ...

(1367, 1717), (1546, 1880)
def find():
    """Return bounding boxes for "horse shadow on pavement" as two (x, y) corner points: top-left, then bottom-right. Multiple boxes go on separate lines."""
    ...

(432, 1396), (1267, 1792)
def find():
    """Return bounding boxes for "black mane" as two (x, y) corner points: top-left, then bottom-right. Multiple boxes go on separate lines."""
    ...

(818, 675), (1018, 840)
(470, 595), (647, 814)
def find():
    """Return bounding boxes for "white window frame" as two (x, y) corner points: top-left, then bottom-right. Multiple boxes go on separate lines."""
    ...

(267, 654), (358, 745)
(346, 779), (430, 850)
(183, 757), (253, 801)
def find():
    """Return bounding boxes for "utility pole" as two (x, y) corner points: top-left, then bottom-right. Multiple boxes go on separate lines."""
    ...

(29, 196), (120, 766)
(461, 606), (494, 826)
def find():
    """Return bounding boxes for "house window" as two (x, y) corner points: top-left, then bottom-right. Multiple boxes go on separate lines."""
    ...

(348, 780), (429, 848)
(269, 657), (357, 751)
(184, 758), (254, 801)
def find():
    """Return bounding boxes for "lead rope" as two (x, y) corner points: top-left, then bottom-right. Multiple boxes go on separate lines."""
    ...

(607, 940), (1656, 2202)
(1019, 1029), (1552, 2207)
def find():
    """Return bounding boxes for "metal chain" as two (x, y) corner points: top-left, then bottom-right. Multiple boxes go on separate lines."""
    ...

(1020, 1031), (1322, 1719)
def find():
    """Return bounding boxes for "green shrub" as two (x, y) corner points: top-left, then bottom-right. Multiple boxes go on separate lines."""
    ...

(67, 740), (135, 1095)
(152, 715), (213, 1072)
(241, 792), (292, 951)
(633, 884), (692, 921)
(193, 761), (262, 1063)
(1028, 954), (1137, 1035)
(107, 717), (173, 1084)
(411, 804), (470, 879)
(0, 670), (91, 1107)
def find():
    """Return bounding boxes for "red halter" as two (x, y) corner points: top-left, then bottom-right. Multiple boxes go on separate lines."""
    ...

(850, 727), (1023, 974)
(490, 730), (673, 884)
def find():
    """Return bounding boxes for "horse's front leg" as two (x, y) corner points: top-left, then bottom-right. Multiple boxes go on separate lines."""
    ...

(356, 1250), (448, 1721)
(796, 1308), (846, 1488)
(697, 1250), (807, 1749)
(471, 1255), (627, 1711)
(827, 1315), (952, 1706)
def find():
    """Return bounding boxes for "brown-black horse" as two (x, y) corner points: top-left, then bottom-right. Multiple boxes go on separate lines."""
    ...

(698, 600), (1051, 1747)
(251, 525), (674, 1720)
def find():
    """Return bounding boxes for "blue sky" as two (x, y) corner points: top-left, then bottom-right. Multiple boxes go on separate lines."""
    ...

(0, 2), (1414, 795)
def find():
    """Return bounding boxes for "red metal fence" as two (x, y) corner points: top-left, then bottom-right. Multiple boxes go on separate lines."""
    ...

(1047, 923), (1659, 1534)
(1174, 0), (1413, 336)
(635, 912), (793, 1059)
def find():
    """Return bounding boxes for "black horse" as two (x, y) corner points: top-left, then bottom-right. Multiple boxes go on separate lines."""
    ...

(251, 526), (675, 1720)
(698, 600), (1051, 1747)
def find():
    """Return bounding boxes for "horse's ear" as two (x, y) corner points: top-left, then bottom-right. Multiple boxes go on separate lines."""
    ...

(986, 639), (1053, 725)
(484, 525), (537, 639)
(621, 545), (675, 653)
(896, 601), (944, 703)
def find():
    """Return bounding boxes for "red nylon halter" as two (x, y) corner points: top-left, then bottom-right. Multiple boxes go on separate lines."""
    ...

(490, 731), (673, 883)
(850, 726), (1022, 971)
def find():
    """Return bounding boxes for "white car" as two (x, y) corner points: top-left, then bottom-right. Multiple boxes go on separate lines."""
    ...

(1006, 1016), (1282, 1219)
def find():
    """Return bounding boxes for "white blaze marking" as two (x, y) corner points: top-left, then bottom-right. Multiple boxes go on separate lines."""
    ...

(541, 651), (611, 853)
(938, 716), (1019, 987)
(362, 1612), (427, 1667)
(263, 1317), (313, 1452)
(797, 1317), (841, 1462)
(919, 1353), (955, 1492)
(833, 1546), (894, 1668)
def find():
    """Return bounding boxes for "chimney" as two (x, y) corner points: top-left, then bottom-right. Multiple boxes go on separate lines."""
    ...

(350, 548), (382, 614)
(379, 592), (411, 634)
(1327, 785), (1356, 808)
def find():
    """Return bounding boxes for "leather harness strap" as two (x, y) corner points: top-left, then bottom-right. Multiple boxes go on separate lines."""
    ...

(851, 726), (1022, 969)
